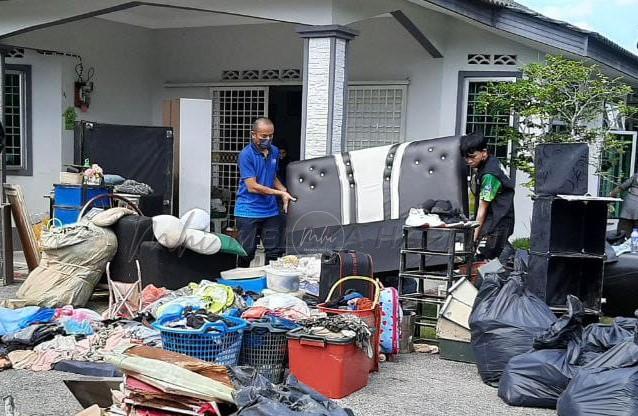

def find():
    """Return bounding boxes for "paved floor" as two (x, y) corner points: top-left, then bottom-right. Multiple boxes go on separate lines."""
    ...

(1, 272), (556, 416)
(0, 354), (556, 416)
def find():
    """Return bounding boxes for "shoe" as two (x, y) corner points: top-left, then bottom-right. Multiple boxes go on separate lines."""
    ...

(405, 208), (444, 227)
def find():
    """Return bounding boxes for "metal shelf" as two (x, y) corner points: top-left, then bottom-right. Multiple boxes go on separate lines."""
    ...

(401, 248), (474, 256)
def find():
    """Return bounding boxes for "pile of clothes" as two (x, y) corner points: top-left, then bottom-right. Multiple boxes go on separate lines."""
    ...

(0, 305), (161, 373)
(298, 315), (374, 358)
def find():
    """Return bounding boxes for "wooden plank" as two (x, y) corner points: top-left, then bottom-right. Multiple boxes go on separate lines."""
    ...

(4, 184), (40, 271)
(390, 10), (443, 58)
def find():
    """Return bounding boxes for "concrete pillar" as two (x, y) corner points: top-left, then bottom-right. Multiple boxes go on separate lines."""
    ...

(297, 25), (358, 160)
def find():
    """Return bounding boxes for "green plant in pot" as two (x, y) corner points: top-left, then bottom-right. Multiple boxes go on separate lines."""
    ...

(63, 107), (77, 130)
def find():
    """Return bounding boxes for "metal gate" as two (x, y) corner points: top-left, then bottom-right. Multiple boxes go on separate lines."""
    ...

(210, 87), (269, 227)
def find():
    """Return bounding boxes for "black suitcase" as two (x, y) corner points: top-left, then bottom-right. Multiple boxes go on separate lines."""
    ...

(319, 250), (374, 302)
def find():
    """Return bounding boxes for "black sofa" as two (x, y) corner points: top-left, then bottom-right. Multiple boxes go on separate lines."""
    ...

(109, 215), (237, 290)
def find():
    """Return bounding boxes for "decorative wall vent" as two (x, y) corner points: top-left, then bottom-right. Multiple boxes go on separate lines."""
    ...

(221, 68), (301, 81)
(467, 54), (491, 65)
(467, 54), (518, 65)
(493, 54), (518, 65)
(5, 48), (24, 58)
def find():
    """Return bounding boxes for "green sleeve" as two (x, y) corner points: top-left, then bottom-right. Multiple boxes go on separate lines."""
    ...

(479, 174), (502, 202)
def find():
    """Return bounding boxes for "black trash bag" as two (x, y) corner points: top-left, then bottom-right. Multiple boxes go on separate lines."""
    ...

(229, 367), (352, 416)
(557, 326), (638, 416)
(533, 295), (585, 350)
(513, 249), (529, 273)
(497, 296), (585, 408)
(469, 273), (556, 386)
(576, 317), (637, 366)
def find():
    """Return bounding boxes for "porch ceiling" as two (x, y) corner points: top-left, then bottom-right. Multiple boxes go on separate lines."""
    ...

(97, 5), (271, 29)
(0, 0), (336, 39)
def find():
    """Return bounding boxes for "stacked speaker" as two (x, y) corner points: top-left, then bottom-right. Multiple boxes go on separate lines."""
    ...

(527, 143), (610, 313)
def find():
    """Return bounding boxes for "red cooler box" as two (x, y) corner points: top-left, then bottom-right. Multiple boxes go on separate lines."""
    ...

(287, 328), (370, 399)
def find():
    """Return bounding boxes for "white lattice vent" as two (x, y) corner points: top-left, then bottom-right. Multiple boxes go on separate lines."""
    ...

(493, 54), (517, 65)
(221, 68), (301, 81)
(467, 54), (491, 65)
(6, 48), (24, 58)
(467, 54), (518, 65)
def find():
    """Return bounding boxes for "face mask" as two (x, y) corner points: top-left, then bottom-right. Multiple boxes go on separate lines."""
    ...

(258, 138), (272, 149)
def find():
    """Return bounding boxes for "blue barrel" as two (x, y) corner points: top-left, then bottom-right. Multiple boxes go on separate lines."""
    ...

(53, 205), (82, 225)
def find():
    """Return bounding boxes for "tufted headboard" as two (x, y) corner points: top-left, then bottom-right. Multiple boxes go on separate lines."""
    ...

(285, 135), (468, 272)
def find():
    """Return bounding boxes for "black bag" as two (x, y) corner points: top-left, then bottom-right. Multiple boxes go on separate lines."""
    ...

(319, 250), (374, 302)
(557, 328), (638, 416)
(498, 296), (585, 408)
(576, 317), (637, 366)
(469, 273), (556, 386)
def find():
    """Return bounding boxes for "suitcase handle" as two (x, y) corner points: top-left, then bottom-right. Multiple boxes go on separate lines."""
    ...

(325, 276), (382, 307)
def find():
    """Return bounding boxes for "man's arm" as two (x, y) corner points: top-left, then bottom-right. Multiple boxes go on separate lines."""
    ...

(245, 177), (295, 213)
(611, 175), (635, 197)
(274, 177), (287, 193)
(245, 177), (286, 196)
(474, 200), (490, 241)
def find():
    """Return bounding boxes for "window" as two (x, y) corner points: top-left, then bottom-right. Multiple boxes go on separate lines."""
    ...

(460, 76), (516, 163)
(345, 83), (407, 151)
(3, 65), (31, 175)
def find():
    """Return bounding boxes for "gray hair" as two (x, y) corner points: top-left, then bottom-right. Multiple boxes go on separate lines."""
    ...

(251, 117), (273, 133)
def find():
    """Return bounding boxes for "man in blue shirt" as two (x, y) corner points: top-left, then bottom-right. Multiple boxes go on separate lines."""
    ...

(235, 118), (294, 267)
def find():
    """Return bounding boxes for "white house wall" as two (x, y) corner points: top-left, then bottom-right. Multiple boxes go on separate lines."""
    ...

(5, 51), (64, 216)
(3, 18), (155, 214)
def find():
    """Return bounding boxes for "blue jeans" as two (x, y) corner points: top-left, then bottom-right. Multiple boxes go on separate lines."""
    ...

(236, 216), (284, 267)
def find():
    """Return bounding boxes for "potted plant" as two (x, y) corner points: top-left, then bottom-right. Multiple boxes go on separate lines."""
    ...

(62, 107), (77, 131)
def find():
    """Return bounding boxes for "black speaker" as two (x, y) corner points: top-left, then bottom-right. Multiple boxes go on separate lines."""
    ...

(527, 253), (604, 311)
(535, 143), (588, 195)
(530, 197), (608, 255)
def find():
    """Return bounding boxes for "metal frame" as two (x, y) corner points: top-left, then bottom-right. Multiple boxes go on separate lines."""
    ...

(458, 74), (517, 162)
(346, 83), (408, 151)
(3, 64), (32, 176)
(209, 86), (269, 225)
(398, 225), (475, 340)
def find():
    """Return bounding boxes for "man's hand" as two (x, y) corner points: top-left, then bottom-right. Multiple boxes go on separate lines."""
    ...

(280, 191), (295, 213)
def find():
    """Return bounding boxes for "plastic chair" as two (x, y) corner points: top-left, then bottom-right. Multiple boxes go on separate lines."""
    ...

(105, 260), (142, 319)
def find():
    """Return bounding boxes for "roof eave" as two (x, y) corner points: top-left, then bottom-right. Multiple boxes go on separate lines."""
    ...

(419, 0), (638, 82)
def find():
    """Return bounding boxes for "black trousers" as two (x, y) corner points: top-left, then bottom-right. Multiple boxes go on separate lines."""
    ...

(236, 215), (284, 267)
(478, 219), (514, 261)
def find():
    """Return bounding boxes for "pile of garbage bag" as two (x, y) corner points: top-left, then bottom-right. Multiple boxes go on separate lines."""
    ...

(469, 272), (556, 386)
(472, 271), (638, 413)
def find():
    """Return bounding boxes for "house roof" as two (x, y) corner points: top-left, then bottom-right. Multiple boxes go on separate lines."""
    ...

(424, 0), (638, 82)
(479, 0), (638, 60)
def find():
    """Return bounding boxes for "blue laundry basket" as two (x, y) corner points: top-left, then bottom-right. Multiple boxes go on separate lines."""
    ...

(153, 313), (249, 365)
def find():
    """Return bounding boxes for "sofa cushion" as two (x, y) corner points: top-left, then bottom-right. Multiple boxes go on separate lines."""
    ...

(152, 215), (186, 249)
(91, 207), (136, 227)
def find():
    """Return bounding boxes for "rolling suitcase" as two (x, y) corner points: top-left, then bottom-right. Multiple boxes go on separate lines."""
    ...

(320, 250), (374, 301)
(379, 287), (402, 354)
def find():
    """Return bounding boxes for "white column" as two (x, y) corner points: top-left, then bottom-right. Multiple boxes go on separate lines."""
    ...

(297, 25), (358, 160)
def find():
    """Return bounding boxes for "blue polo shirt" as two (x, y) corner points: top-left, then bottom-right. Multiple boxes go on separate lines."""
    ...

(235, 143), (280, 218)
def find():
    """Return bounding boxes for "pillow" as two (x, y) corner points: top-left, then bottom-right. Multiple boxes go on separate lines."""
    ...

(91, 207), (135, 227)
(179, 208), (209, 231)
(215, 232), (247, 256)
(152, 215), (186, 249)
(183, 229), (222, 255)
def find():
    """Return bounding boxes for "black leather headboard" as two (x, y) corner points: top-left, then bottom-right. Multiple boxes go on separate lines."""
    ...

(285, 136), (468, 272)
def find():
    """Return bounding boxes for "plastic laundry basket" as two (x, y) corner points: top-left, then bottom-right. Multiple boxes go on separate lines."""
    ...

(240, 320), (292, 384)
(153, 313), (249, 365)
(317, 276), (382, 372)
